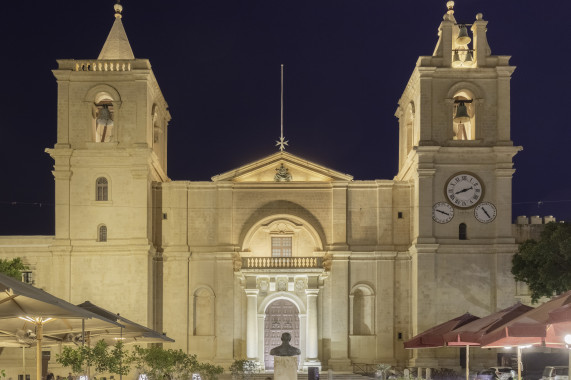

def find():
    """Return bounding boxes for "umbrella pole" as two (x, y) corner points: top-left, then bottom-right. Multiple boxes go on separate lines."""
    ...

(36, 324), (43, 380)
(466, 345), (469, 380)
(23, 346), (26, 380)
(517, 346), (522, 380)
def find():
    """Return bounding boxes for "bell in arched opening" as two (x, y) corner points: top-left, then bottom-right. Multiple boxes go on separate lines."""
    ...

(453, 101), (471, 123)
(96, 104), (114, 127)
(456, 25), (471, 45)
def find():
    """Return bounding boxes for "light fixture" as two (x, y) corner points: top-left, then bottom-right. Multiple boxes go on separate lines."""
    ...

(456, 25), (471, 45)
(564, 334), (571, 345)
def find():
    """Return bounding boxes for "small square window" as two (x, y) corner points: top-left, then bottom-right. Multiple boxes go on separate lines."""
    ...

(22, 271), (33, 285)
(271, 237), (292, 257)
(398, 212), (403, 219)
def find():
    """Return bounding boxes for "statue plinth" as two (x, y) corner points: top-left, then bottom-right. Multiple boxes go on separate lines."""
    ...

(274, 356), (298, 380)
(270, 332), (301, 380)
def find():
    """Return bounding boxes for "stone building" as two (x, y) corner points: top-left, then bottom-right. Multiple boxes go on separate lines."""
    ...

(0, 1), (524, 373)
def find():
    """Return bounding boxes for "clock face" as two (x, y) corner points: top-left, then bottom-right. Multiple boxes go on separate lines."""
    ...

(474, 202), (497, 223)
(432, 202), (454, 224)
(445, 173), (484, 208)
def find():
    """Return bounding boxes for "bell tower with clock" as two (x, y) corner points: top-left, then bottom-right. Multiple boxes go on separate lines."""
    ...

(394, 2), (521, 366)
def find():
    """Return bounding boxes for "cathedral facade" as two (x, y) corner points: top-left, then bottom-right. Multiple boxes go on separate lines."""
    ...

(0, 1), (521, 372)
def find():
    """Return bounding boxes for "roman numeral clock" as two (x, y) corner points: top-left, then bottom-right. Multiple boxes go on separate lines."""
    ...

(432, 172), (497, 224)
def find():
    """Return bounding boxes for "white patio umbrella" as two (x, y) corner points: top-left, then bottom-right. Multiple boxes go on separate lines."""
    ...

(0, 273), (123, 380)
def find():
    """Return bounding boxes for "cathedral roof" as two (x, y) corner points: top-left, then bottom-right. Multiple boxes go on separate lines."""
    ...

(98, 3), (135, 60)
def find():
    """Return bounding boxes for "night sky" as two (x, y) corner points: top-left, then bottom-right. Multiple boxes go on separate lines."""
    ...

(1, 1), (569, 235)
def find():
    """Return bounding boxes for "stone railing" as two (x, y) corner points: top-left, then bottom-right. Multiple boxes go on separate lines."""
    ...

(74, 61), (132, 72)
(241, 256), (322, 269)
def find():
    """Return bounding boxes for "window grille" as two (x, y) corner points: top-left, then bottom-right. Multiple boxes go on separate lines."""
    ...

(271, 236), (292, 257)
(98, 225), (107, 242)
(96, 177), (108, 201)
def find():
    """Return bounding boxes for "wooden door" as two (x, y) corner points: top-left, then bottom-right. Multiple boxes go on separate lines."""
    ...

(264, 299), (300, 370)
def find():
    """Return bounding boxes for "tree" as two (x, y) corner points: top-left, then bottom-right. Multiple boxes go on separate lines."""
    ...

(228, 360), (262, 380)
(512, 222), (571, 302)
(56, 340), (130, 378)
(130, 345), (222, 380)
(0, 257), (28, 280)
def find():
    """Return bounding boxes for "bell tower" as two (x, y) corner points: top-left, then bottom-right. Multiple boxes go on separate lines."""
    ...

(394, 2), (521, 366)
(46, 1), (170, 327)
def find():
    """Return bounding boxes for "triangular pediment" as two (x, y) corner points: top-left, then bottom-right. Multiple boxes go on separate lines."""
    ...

(211, 152), (353, 182)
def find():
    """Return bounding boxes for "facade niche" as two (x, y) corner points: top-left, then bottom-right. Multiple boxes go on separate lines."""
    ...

(350, 285), (375, 336)
(193, 287), (215, 336)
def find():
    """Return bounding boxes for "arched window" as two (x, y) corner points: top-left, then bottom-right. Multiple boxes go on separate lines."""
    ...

(96, 177), (108, 201)
(452, 90), (476, 140)
(193, 287), (214, 336)
(93, 93), (114, 142)
(350, 285), (375, 336)
(459, 223), (468, 240)
(98, 225), (107, 242)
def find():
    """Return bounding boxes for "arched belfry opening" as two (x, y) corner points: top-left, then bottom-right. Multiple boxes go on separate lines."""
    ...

(93, 92), (115, 142)
(452, 90), (476, 140)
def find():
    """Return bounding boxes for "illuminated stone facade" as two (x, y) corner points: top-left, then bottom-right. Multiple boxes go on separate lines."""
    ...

(0, 2), (521, 373)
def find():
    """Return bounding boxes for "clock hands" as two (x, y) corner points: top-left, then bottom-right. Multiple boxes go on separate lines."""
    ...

(436, 209), (450, 216)
(482, 207), (491, 218)
(455, 186), (473, 195)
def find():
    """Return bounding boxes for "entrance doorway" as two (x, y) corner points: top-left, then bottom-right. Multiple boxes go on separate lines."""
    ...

(264, 299), (300, 370)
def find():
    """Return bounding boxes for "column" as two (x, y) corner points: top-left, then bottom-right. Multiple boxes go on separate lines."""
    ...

(245, 289), (259, 360)
(305, 289), (319, 361)
(257, 314), (265, 366)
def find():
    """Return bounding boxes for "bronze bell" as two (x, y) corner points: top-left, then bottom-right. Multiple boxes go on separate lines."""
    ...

(453, 102), (471, 123)
(456, 25), (471, 45)
(96, 104), (114, 127)
(464, 50), (474, 66)
(452, 50), (462, 67)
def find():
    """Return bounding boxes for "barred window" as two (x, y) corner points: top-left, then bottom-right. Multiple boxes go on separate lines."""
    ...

(271, 236), (292, 257)
(98, 225), (108, 242)
(21, 271), (33, 285)
(459, 223), (467, 240)
(96, 177), (108, 201)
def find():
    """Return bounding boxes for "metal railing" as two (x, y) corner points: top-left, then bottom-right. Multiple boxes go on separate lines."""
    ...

(352, 363), (377, 377)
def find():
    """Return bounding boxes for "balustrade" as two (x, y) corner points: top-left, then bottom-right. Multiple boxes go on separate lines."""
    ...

(241, 256), (322, 269)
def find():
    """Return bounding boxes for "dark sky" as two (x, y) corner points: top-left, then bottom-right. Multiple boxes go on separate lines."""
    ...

(1, 1), (569, 235)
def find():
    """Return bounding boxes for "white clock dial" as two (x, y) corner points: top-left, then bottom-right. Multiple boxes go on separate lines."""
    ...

(474, 202), (497, 223)
(445, 173), (484, 208)
(432, 202), (454, 223)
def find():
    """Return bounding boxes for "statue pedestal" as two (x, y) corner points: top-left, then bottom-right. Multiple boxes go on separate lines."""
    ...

(273, 356), (298, 380)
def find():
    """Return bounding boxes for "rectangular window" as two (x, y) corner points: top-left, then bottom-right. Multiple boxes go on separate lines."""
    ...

(271, 237), (292, 257)
(21, 271), (33, 285)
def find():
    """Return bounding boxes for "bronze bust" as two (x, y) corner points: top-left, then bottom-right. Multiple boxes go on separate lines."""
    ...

(270, 332), (301, 356)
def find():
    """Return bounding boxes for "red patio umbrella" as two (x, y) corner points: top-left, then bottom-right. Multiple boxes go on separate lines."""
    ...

(481, 291), (571, 348)
(442, 304), (533, 380)
(444, 303), (534, 347)
(481, 291), (571, 380)
(404, 313), (479, 380)
(404, 312), (479, 349)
